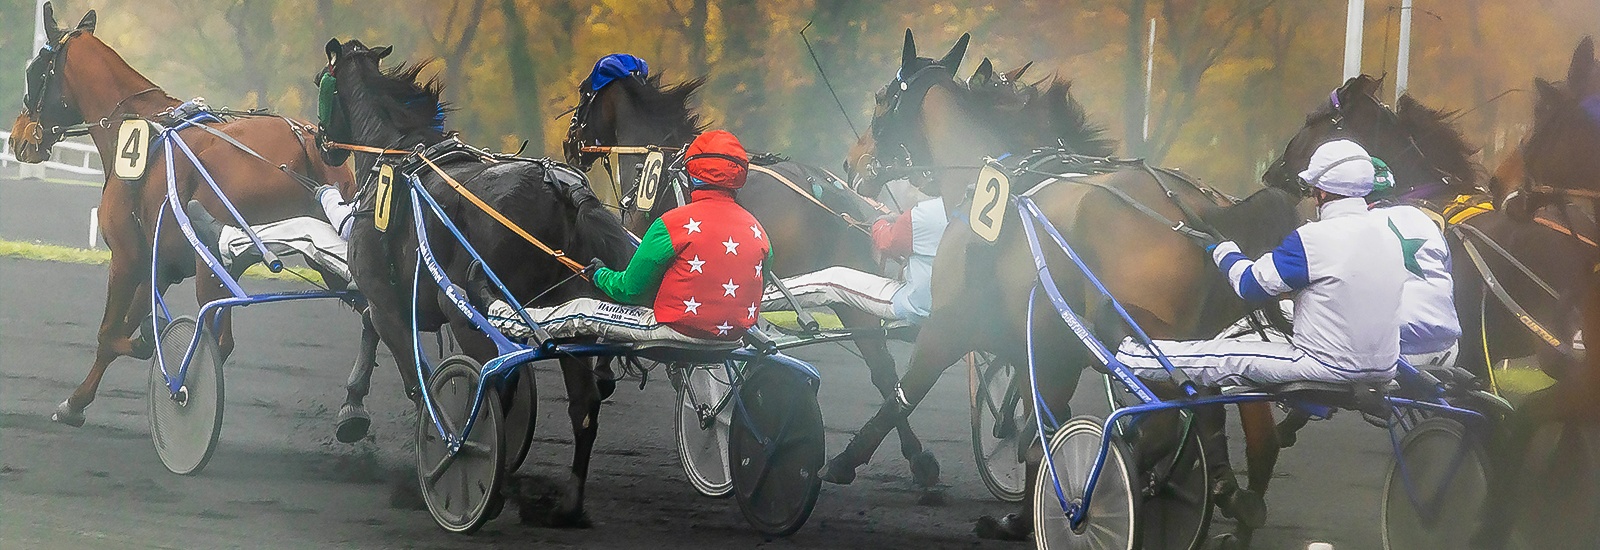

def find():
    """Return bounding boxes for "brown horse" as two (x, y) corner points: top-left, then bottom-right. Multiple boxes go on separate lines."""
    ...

(559, 65), (948, 485)
(834, 30), (1300, 545)
(1471, 36), (1600, 549)
(9, 5), (363, 431)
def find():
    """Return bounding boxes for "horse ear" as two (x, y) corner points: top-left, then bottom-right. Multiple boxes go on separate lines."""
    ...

(1568, 36), (1595, 94)
(1534, 77), (1565, 107)
(76, 10), (96, 33)
(324, 38), (341, 64)
(1005, 61), (1034, 83)
(42, 2), (63, 44)
(901, 29), (917, 73)
(374, 45), (394, 60)
(972, 58), (994, 84)
(938, 33), (970, 70)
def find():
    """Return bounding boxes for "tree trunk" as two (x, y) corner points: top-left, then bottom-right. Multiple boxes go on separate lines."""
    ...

(718, 0), (768, 146)
(499, 0), (543, 152)
(1123, 0), (1149, 156)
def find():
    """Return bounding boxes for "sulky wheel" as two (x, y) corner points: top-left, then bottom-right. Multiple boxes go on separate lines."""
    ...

(501, 367), (537, 473)
(728, 363), (824, 537)
(416, 355), (506, 534)
(1034, 416), (1138, 550)
(969, 352), (1028, 502)
(1127, 411), (1211, 550)
(148, 315), (225, 476)
(676, 362), (736, 498)
(1381, 417), (1488, 550)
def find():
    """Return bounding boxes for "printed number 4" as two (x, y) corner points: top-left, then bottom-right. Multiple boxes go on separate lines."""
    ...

(120, 127), (142, 164)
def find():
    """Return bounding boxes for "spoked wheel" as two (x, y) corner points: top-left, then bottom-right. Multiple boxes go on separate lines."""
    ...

(148, 316), (225, 475)
(676, 362), (735, 497)
(969, 352), (1028, 503)
(502, 368), (537, 473)
(1381, 417), (1488, 550)
(1125, 411), (1211, 550)
(728, 363), (824, 537)
(1034, 416), (1138, 550)
(416, 355), (505, 534)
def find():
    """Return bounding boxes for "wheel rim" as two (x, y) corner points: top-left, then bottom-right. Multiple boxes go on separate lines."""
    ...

(416, 356), (504, 534)
(1034, 417), (1137, 550)
(970, 353), (1027, 502)
(677, 363), (735, 497)
(1382, 418), (1486, 550)
(502, 369), (537, 473)
(148, 316), (224, 475)
(1131, 411), (1210, 550)
(730, 367), (824, 536)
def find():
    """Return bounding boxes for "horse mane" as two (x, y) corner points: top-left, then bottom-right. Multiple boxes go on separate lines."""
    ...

(350, 59), (451, 138)
(951, 75), (1115, 157)
(1395, 94), (1482, 186)
(616, 73), (708, 142)
(1025, 78), (1116, 157)
(1201, 186), (1303, 257)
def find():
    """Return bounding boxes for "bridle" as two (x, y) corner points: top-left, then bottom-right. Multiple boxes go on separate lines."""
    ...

(857, 62), (962, 190)
(1269, 85), (1457, 199)
(18, 30), (168, 154)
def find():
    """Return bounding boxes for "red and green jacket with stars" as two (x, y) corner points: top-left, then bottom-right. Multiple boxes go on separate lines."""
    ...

(593, 188), (771, 339)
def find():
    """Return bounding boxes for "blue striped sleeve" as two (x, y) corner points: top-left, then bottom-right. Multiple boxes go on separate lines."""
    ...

(1271, 231), (1311, 291)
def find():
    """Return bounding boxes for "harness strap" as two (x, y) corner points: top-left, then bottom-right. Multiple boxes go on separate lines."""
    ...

(188, 122), (322, 191)
(1072, 179), (1212, 241)
(749, 164), (871, 235)
(1452, 222), (1561, 298)
(416, 155), (588, 275)
(1452, 225), (1574, 357)
(1532, 215), (1600, 248)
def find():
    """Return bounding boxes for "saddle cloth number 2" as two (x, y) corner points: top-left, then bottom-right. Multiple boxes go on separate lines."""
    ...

(970, 164), (1009, 242)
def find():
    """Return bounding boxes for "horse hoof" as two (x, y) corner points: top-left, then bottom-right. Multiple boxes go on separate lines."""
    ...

(546, 508), (592, 529)
(820, 456), (858, 485)
(51, 400), (86, 428)
(910, 450), (941, 487)
(597, 378), (617, 401)
(973, 513), (1031, 541)
(1216, 487), (1267, 529)
(335, 404), (372, 443)
(1275, 425), (1297, 448)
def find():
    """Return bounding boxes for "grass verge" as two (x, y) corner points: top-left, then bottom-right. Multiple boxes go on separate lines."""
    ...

(0, 239), (325, 285)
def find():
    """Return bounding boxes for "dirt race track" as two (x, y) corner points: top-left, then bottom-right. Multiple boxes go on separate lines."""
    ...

(0, 176), (1397, 549)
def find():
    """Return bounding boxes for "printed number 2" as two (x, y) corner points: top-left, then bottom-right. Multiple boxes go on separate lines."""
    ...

(970, 164), (1009, 242)
(120, 127), (142, 165)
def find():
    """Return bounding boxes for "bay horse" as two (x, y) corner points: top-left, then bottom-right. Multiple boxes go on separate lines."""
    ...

(8, 4), (379, 437)
(1468, 36), (1600, 549)
(559, 64), (952, 486)
(318, 39), (637, 527)
(835, 30), (1301, 544)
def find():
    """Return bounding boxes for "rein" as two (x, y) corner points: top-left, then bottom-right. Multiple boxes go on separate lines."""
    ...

(324, 141), (588, 275)
(748, 164), (872, 235)
(1449, 222), (1577, 358)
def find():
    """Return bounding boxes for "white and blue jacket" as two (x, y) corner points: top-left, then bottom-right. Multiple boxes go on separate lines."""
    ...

(1374, 204), (1461, 354)
(1210, 197), (1406, 374)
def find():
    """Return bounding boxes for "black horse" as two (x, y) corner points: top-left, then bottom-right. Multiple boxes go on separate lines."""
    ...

(319, 39), (636, 528)
(557, 64), (953, 486)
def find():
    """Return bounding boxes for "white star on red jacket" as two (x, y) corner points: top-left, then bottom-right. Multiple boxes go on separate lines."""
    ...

(722, 237), (740, 255)
(683, 297), (702, 315)
(751, 224), (763, 240)
(688, 255), (706, 273)
(747, 304), (758, 318)
(715, 321), (734, 335)
(754, 261), (763, 277)
(722, 279), (740, 297)
(683, 218), (702, 234)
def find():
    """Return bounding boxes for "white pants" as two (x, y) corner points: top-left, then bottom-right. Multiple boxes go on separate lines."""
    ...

(1115, 337), (1397, 387)
(760, 266), (902, 321)
(485, 298), (732, 347)
(220, 217), (351, 283)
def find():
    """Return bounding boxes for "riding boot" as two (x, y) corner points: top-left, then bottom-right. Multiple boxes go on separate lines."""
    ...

(185, 200), (226, 263)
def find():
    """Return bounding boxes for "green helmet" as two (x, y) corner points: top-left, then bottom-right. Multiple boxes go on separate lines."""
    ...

(1371, 156), (1395, 195)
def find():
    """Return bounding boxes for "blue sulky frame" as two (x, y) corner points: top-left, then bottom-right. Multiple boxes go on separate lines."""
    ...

(1009, 193), (1490, 533)
(399, 170), (820, 462)
(149, 116), (362, 398)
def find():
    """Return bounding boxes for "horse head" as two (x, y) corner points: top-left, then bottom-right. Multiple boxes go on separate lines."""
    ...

(1522, 37), (1600, 203)
(1264, 74), (1479, 202)
(317, 38), (444, 168)
(849, 29), (971, 198)
(10, 2), (97, 163)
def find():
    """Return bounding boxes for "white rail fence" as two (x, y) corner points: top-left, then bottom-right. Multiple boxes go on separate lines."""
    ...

(0, 130), (104, 177)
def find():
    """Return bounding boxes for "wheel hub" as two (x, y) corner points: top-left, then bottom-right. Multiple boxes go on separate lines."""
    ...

(173, 385), (190, 407)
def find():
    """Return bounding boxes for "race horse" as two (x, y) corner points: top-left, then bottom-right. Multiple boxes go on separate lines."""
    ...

(833, 30), (1301, 545)
(559, 61), (952, 486)
(1469, 36), (1600, 549)
(317, 39), (636, 527)
(7, 4), (378, 435)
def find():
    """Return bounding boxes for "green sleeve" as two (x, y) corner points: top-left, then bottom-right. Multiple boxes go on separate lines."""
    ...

(593, 218), (677, 305)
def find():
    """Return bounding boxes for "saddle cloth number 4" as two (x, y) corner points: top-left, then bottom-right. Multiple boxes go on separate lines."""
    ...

(970, 163), (1009, 242)
(113, 119), (155, 181)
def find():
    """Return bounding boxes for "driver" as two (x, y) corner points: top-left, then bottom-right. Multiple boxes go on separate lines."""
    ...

(1115, 139), (1408, 386)
(485, 129), (771, 344)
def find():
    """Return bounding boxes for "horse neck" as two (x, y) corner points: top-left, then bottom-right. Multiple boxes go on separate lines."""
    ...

(921, 85), (1007, 209)
(64, 36), (177, 153)
(343, 82), (432, 176)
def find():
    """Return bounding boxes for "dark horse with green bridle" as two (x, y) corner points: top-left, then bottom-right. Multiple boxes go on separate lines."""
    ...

(834, 30), (1302, 546)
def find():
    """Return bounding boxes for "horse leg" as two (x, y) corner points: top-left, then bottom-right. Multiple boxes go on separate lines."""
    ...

(194, 268), (236, 361)
(1211, 401), (1278, 547)
(335, 308), (380, 443)
(548, 355), (600, 528)
(823, 312), (969, 485)
(56, 237), (148, 426)
(836, 307), (940, 487)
